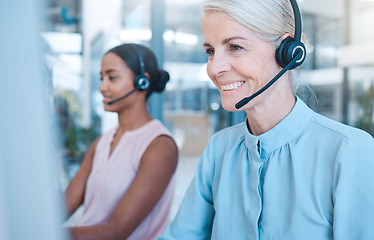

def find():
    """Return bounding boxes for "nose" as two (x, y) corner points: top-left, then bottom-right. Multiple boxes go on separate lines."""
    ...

(99, 77), (108, 94)
(207, 50), (231, 78)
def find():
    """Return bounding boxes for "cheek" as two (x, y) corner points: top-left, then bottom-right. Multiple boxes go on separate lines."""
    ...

(257, 49), (280, 75)
(243, 57), (278, 84)
(206, 61), (213, 78)
(117, 78), (135, 92)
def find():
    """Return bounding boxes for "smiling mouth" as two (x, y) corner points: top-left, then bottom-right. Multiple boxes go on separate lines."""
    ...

(220, 81), (245, 91)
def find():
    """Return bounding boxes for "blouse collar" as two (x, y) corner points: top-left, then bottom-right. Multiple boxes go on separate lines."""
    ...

(243, 96), (313, 159)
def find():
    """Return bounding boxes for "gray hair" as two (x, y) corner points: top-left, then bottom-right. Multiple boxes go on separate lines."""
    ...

(201, 0), (295, 47)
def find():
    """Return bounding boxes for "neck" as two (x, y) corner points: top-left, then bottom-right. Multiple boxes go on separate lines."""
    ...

(245, 86), (296, 136)
(116, 100), (153, 133)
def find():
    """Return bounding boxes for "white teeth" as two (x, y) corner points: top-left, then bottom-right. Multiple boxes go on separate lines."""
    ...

(221, 81), (244, 91)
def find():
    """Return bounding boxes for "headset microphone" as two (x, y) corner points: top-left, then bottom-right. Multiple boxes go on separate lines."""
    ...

(107, 88), (137, 105)
(107, 76), (150, 105)
(235, 0), (306, 109)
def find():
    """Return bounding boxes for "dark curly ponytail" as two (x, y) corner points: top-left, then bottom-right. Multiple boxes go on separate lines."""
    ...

(154, 70), (170, 93)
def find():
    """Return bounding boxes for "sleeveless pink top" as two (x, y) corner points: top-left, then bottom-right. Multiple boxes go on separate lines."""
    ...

(76, 119), (176, 240)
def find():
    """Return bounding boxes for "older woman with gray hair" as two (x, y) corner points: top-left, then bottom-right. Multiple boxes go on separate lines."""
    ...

(159, 0), (374, 239)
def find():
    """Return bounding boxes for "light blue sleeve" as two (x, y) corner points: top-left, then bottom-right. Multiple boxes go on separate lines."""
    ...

(158, 144), (216, 240)
(332, 132), (374, 239)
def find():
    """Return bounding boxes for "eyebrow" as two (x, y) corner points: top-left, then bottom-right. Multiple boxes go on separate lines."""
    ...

(222, 36), (247, 44)
(204, 36), (248, 47)
(100, 69), (117, 75)
(203, 43), (212, 48)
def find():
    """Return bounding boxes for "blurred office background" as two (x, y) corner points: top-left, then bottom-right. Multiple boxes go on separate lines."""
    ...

(1, 0), (374, 239)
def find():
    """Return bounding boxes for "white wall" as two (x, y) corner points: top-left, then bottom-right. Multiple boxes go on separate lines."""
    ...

(82, 0), (123, 127)
(351, 9), (374, 44)
(339, 5), (374, 67)
(300, 0), (343, 18)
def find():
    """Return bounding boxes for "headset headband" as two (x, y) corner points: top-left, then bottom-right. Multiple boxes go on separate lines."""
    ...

(289, 0), (302, 42)
(130, 44), (145, 76)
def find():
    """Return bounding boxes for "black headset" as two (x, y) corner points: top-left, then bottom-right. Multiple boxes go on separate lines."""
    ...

(276, 0), (306, 69)
(130, 44), (151, 91)
(235, 0), (306, 109)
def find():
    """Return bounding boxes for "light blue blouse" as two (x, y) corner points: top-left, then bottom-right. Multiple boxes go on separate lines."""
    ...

(159, 97), (374, 240)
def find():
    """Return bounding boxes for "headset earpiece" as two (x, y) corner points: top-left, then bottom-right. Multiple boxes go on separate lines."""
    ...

(135, 75), (150, 91)
(276, 37), (306, 70)
(131, 44), (150, 91)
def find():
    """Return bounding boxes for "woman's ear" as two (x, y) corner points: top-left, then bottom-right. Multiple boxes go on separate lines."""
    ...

(282, 32), (294, 41)
(145, 72), (150, 79)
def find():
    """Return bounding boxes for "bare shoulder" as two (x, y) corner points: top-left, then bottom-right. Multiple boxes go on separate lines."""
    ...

(141, 134), (178, 171)
(150, 134), (177, 150)
(150, 134), (178, 154)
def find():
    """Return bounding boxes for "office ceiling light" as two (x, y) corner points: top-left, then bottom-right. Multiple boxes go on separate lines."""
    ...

(119, 29), (152, 42)
(119, 29), (198, 46)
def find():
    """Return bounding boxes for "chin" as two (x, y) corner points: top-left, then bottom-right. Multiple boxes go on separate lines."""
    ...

(103, 106), (116, 112)
(221, 99), (241, 112)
